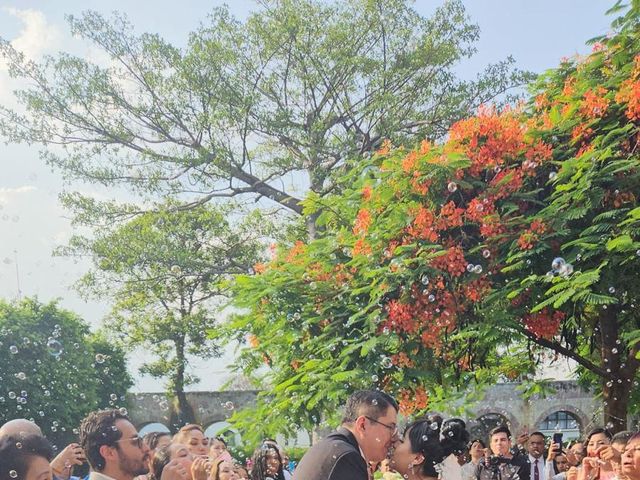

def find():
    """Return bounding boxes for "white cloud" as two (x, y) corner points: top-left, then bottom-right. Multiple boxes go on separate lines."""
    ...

(0, 185), (36, 203)
(2, 7), (61, 60)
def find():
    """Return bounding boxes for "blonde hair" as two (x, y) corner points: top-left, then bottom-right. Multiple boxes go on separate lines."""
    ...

(173, 424), (204, 444)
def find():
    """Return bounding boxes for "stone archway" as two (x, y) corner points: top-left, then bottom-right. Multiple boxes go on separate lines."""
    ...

(534, 406), (587, 440)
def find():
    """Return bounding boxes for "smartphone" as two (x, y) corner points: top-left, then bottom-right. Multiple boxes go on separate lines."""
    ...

(553, 432), (563, 452)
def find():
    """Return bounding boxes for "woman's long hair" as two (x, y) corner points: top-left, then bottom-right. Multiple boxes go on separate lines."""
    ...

(404, 416), (470, 477)
(250, 443), (285, 480)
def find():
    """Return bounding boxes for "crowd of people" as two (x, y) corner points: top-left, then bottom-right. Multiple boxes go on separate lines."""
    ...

(1, 390), (640, 480)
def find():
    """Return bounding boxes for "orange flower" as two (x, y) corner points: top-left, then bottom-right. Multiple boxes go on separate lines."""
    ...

(399, 386), (429, 416)
(353, 208), (372, 235)
(429, 246), (467, 277)
(402, 151), (418, 173)
(353, 238), (372, 256)
(580, 86), (609, 118)
(377, 139), (392, 155)
(253, 263), (267, 274)
(523, 309), (565, 339)
(362, 185), (373, 201)
(616, 79), (640, 122)
(286, 240), (306, 263)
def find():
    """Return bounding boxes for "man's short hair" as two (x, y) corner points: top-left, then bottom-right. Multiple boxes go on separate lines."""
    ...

(489, 425), (512, 439)
(0, 434), (53, 480)
(79, 409), (129, 471)
(612, 431), (634, 446)
(530, 431), (546, 439)
(341, 390), (398, 424)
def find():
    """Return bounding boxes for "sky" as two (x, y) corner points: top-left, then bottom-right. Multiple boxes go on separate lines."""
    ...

(0, 1), (614, 392)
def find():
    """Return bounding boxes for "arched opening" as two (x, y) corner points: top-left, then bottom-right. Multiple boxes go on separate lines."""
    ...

(138, 422), (171, 436)
(537, 410), (581, 440)
(204, 421), (241, 448)
(469, 413), (510, 445)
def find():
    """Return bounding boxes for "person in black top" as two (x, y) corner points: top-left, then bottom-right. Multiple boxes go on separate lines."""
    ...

(475, 426), (530, 480)
(292, 390), (399, 480)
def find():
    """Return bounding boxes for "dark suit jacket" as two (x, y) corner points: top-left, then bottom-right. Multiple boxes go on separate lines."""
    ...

(292, 427), (368, 480)
(475, 452), (530, 480)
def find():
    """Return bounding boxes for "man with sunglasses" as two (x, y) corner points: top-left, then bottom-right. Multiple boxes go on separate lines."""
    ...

(293, 390), (399, 480)
(79, 409), (151, 480)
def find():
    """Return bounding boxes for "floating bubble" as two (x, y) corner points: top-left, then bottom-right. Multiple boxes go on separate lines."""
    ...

(482, 249), (491, 258)
(46, 339), (63, 358)
(420, 275), (429, 286)
(9, 345), (18, 355)
(381, 356), (393, 369)
(447, 182), (458, 193)
(95, 354), (106, 364)
(9, 470), (17, 478)
(472, 264), (483, 274)
(559, 263), (574, 277)
(119, 407), (128, 415)
(548, 171), (558, 181)
(551, 257), (566, 271)
(8, 392), (16, 399)
(15, 372), (26, 381)
(170, 265), (182, 275)
(110, 393), (117, 401)
(428, 294), (435, 303)
(612, 348), (618, 354)
(224, 401), (235, 410)
(609, 287), (616, 294)
(371, 374), (379, 382)
(466, 264), (475, 273)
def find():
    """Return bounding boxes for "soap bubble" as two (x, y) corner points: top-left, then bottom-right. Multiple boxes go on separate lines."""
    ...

(15, 372), (26, 381)
(466, 264), (475, 273)
(559, 263), (574, 277)
(609, 287), (616, 294)
(381, 356), (393, 369)
(472, 264), (483, 274)
(95, 354), (106, 364)
(548, 171), (558, 181)
(110, 393), (118, 401)
(47, 339), (63, 358)
(447, 182), (458, 193)
(551, 257), (566, 271)
(482, 249), (491, 258)
(371, 374), (379, 382)
(223, 401), (235, 410)
(420, 275), (429, 286)
(9, 345), (18, 355)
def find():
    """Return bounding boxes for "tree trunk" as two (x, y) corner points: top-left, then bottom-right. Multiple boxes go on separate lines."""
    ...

(169, 334), (195, 431)
(599, 308), (636, 433)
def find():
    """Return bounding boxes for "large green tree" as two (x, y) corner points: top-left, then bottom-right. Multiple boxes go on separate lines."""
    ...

(227, 2), (640, 438)
(59, 204), (271, 429)
(0, 0), (529, 236)
(0, 298), (132, 446)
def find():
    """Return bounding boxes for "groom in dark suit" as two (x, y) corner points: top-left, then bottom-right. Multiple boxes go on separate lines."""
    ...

(293, 390), (399, 480)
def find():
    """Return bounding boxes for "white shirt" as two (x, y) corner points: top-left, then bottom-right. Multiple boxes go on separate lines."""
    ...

(528, 454), (547, 480)
(88, 472), (117, 480)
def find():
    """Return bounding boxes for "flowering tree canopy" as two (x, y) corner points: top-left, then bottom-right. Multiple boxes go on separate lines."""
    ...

(226, 2), (640, 439)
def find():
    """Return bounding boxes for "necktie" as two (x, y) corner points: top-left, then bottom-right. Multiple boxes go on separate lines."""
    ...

(534, 460), (540, 480)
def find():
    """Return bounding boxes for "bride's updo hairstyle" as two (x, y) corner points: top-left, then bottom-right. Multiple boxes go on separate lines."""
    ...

(405, 415), (470, 477)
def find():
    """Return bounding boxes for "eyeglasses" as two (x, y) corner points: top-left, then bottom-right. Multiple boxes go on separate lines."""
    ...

(115, 436), (144, 449)
(365, 416), (398, 436)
